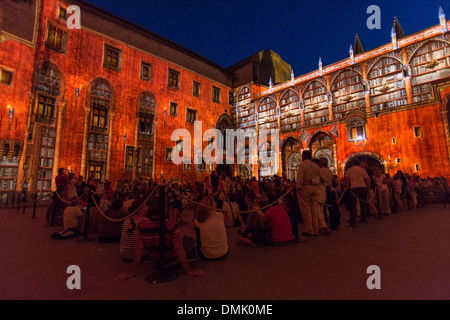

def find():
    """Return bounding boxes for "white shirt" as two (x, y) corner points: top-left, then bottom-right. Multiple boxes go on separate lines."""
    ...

(195, 211), (228, 259)
(63, 206), (83, 230)
(345, 165), (369, 188)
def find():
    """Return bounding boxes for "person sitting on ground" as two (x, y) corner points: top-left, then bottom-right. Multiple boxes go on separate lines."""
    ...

(98, 198), (126, 243)
(191, 196), (229, 260)
(118, 199), (148, 262)
(237, 201), (268, 247)
(263, 193), (294, 245)
(222, 193), (239, 228)
(115, 196), (205, 280)
(51, 198), (85, 240)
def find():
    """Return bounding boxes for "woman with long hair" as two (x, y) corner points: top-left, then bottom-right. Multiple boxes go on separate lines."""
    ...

(191, 196), (229, 260)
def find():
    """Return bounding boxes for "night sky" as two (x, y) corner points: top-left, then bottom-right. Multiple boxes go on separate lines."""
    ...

(86, 0), (449, 76)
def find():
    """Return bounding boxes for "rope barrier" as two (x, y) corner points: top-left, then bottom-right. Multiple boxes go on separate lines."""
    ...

(90, 184), (161, 222)
(348, 188), (378, 204)
(54, 190), (88, 204)
(1, 192), (53, 209)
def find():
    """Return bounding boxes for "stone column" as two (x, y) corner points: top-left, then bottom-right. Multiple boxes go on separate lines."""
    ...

(16, 93), (35, 191)
(362, 62), (372, 114)
(80, 106), (90, 178)
(442, 109), (450, 165)
(29, 123), (42, 194)
(51, 102), (66, 191)
(132, 117), (139, 180)
(106, 111), (115, 181)
(402, 49), (414, 105)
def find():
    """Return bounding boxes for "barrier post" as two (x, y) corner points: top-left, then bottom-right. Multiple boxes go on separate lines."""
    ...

(76, 188), (95, 242)
(32, 193), (38, 219)
(145, 184), (178, 284)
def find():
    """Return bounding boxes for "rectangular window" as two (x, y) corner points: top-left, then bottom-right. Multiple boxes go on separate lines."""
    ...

(229, 91), (235, 106)
(165, 147), (173, 162)
(125, 146), (141, 171)
(92, 109), (107, 128)
(349, 125), (365, 141)
(212, 86), (221, 103)
(193, 81), (200, 97)
(168, 69), (180, 89)
(414, 126), (423, 138)
(104, 45), (121, 70)
(46, 24), (66, 52)
(170, 102), (178, 116)
(183, 163), (190, 170)
(139, 118), (153, 135)
(36, 95), (55, 119)
(89, 165), (102, 180)
(175, 139), (183, 152)
(186, 108), (197, 123)
(0, 69), (12, 85)
(58, 6), (67, 21)
(140, 62), (152, 81)
(415, 164), (420, 172)
(392, 137), (397, 145)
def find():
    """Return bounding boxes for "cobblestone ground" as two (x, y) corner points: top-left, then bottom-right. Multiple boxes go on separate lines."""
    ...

(0, 203), (449, 300)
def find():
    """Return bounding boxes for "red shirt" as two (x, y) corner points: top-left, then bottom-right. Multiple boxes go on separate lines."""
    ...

(138, 218), (181, 267)
(264, 205), (293, 242)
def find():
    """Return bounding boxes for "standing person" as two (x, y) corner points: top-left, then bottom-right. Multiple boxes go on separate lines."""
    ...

(55, 168), (69, 199)
(393, 174), (404, 212)
(251, 177), (260, 197)
(296, 150), (325, 237)
(312, 158), (330, 235)
(320, 158), (340, 231)
(373, 168), (391, 216)
(191, 196), (229, 260)
(344, 158), (370, 227)
(75, 175), (86, 197)
(67, 172), (78, 199)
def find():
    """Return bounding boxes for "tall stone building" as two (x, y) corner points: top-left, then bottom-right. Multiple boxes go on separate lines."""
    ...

(0, 0), (449, 200)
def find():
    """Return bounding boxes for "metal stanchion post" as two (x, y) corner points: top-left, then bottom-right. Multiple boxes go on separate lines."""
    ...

(76, 189), (95, 242)
(32, 193), (38, 219)
(145, 185), (178, 284)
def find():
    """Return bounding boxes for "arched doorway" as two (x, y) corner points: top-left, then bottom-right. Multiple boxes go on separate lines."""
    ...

(239, 164), (251, 180)
(309, 131), (336, 172)
(344, 152), (385, 174)
(314, 147), (335, 172)
(287, 152), (302, 181)
(281, 137), (302, 179)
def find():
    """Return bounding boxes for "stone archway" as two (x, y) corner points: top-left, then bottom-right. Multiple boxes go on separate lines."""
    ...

(314, 147), (335, 172)
(281, 136), (302, 179)
(343, 152), (385, 174)
(287, 152), (302, 181)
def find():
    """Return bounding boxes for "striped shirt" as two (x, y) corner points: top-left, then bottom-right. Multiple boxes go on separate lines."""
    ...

(138, 218), (181, 268)
(120, 217), (143, 260)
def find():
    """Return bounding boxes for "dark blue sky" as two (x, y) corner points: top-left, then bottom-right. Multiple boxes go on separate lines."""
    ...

(87, 0), (449, 76)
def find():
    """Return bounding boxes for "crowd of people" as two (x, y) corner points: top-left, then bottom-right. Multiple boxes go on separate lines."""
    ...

(47, 152), (449, 279)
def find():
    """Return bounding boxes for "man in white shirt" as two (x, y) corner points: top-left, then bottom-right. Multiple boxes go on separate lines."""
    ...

(344, 158), (370, 226)
(51, 200), (85, 239)
(296, 150), (326, 236)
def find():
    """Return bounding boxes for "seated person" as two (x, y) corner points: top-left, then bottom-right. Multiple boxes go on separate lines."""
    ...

(51, 198), (85, 240)
(263, 194), (294, 245)
(191, 196), (229, 260)
(119, 199), (148, 262)
(115, 196), (205, 279)
(98, 198), (126, 243)
(237, 204), (268, 247)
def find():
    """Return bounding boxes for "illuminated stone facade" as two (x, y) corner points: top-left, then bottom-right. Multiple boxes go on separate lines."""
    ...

(1, 0), (450, 199)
